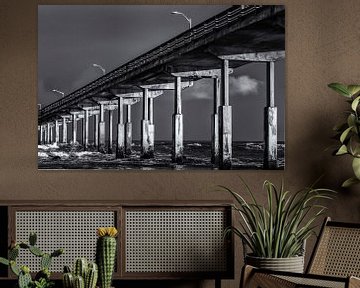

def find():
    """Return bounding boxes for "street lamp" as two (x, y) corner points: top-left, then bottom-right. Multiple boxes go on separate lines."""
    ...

(92, 63), (106, 75)
(51, 89), (65, 97)
(171, 11), (192, 30)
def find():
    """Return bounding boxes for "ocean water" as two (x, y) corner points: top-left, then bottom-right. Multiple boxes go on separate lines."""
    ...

(38, 141), (285, 170)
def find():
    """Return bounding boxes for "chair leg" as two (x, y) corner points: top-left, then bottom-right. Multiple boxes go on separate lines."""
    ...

(240, 265), (255, 288)
(240, 265), (296, 288)
(349, 276), (360, 288)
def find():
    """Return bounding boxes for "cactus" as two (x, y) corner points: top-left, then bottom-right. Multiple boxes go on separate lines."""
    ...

(0, 232), (64, 288)
(63, 259), (98, 288)
(0, 257), (9, 266)
(96, 227), (118, 288)
(41, 253), (52, 270)
(85, 262), (98, 288)
(29, 232), (37, 246)
(63, 272), (74, 288)
(64, 265), (72, 273)
(9, 246), (19, 260)
(74, 258), (88, 279)
(18, 267), (32, 288)
(74, 275), (85, 288)
(29, 245), (44, 257)
(51, 248), (64, 257)
(10, 260), (20, 276)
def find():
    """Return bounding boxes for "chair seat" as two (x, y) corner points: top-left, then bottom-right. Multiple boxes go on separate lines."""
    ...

(277, 274), (346, 288)
(244, 266), (360, 288)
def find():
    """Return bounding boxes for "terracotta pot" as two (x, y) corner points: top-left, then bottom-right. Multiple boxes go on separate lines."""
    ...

(245, 254), (305, 273)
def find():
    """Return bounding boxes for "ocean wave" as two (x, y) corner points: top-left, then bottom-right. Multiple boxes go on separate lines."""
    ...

(187, 143), (202, 147)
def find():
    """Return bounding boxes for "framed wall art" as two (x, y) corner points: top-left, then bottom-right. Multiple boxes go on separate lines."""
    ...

(37, 5), (285, 170)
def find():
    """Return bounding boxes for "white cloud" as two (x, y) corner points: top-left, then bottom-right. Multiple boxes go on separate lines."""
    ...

(184, 80), (212, 100)
(230, 75), (262, 96)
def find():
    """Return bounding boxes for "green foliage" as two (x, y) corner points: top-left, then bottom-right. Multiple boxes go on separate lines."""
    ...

(329, 82), (360, 187)
(32, 278), (54, 288)
(0, 232), (63, 288)
(221, 178), (335, 258)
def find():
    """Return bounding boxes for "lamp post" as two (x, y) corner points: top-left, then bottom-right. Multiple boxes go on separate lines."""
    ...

(51, 89), (65, 97)
(92, 63), (106, 75)
(171, 11), (192, 30)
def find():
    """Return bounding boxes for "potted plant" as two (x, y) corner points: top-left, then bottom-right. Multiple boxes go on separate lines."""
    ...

(221, 179), (334, 273)
(328, 83), (360, 187)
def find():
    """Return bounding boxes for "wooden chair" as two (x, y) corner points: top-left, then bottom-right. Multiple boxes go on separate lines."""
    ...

(241, 217), (360, 288)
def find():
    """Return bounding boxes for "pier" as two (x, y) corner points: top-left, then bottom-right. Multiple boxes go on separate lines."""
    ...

(38, 5), (285, 169)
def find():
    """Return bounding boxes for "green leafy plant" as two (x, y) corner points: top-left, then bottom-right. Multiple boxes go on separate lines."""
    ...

(0, 232), (63, 288)
(328, 83), (360, 187)
(221, 179), (335, 258)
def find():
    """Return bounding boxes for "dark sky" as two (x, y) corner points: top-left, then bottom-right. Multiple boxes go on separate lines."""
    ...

(38, 5), (285, 142)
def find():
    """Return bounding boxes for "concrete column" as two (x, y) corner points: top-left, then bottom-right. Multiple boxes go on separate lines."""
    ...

(72, 113), (78, 144)
(116, 97), (125, 158)
(219, 59), (232, 169)
(37, 125), (40, 144)
(172, 76), (184, 163)
(94, 114), (99, 148)
(264, 61), (278, 169)
(98, 103), (106, 153)
(148, 97), (155, 155)
(49, 123), (54, 144)
(39, 125), (44, 144)
(46, 123), (50, 144)
(55, 120), (60, 144)
(62, 116), (68, 143)
(211, 77), (221, 165)
(108, 109), (114, 154)
(125, 104), (132, 155)
(141, 88), (153, 159)
(83, 109), (90, 150)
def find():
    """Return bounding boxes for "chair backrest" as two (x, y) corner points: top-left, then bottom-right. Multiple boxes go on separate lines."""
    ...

(307, 217), (360, 277)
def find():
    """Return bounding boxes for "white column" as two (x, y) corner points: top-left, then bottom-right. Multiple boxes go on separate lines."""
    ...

(72, 113), (78, 144)
(40, 125), (44, 144)
(108, 109), (114, 154)
(141, 88), (153, 158)
(219, 59), (232, 169)
(98, 103), (106, 153)
(211, 77), (221, 165)
(83, 109), (90, 150)
(55, 120), (60, 144)
(264, 61), (278, 169)
(148, 97), (155, 156)
(116, 97), (125, 158)
(62, 116), (68, 143)
(125, 104), (132, 155)
(172, 76), (183, 163)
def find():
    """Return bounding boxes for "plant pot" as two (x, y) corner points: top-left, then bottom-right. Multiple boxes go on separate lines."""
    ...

(245, 254), (304, 273)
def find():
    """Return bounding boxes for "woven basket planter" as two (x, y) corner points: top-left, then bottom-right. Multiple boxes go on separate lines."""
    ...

(245, 254), (305, 273)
